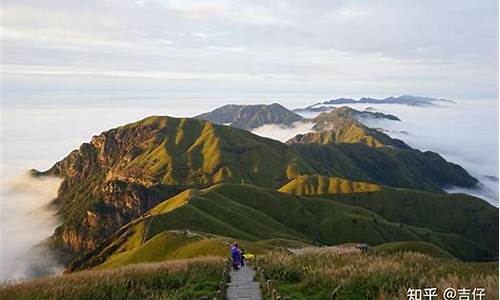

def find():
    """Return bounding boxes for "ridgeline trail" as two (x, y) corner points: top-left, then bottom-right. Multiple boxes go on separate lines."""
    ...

(226, 266), (262, 300)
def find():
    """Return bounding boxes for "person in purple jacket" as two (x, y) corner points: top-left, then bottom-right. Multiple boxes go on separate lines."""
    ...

(231, 243), (241, 270)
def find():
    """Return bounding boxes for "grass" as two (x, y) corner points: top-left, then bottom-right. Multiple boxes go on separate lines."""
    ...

(0, 257), (224, 300)
(95, 230), (271, 270)
(292, 113), (400, 148)
(291, 142), (477, 193)
(371, 241), (455, 259)
(257, 247), (498, 300)
(317, 186), (499, 253)
(43, 114), (481, 260)
(123, 115), (316, 188)
(279, 175), (381, 195)
(70, 183), (496, 272)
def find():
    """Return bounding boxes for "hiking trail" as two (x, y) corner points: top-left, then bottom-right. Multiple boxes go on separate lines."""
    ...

(226, 266), (262, 300)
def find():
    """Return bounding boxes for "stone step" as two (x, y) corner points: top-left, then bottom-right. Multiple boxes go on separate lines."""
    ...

(226, 266), (262, 300)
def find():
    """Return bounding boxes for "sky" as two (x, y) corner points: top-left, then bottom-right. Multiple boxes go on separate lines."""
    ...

(1, 0), (499, 101)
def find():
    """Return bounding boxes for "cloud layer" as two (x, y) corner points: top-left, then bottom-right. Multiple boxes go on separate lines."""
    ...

(251, 101), (498, 205)
(335, 101), (499, 205)
(0, 174), (63, 281)
(251, 121), (315, 142)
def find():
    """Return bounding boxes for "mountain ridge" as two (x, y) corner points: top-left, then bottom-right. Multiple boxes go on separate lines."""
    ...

(194, 103), (304, 130)
(286, 108), (410, 149)
(323, 95), (455, 106)
(32, 114), (480, 263)
(67, 183), (497, 272)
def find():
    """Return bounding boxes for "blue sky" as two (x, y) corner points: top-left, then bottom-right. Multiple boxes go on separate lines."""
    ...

(1, 0), (498, 101)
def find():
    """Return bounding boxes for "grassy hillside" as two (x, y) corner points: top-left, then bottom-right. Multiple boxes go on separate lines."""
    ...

(39, 116), (316, 256)
(289, 117), (408, 149)
(257, 247), (498, 300)
(0, 257), (223, 300)
(333, 106), (401, 121)
(68, 183), (495, 271)
(313, 187), (498, 254)
(279, 175), (381, 195)
(111, 116), (314, 188)
(371, 241), (455, 259)
(291, 142), (477, 193)
(94, 230), (272, 270)
(36, 114), (479, 260)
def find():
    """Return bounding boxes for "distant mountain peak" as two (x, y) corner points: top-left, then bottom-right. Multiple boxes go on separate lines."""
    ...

(194, 103), (304, 130)
(324, 95), (455, 106)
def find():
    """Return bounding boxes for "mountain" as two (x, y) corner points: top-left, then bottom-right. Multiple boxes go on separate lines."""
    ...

(34, 116), (315, 258)
(194, 103), (304, 130)
(313, 106), (400, 124)
(67, 183), (496, 271)
(34, 115), (479, 261)
(331, 106), (400, 121)
(287, 107), (410, 149)
(286, 129), (409, 148)
(294, 95), (455, 112)
(293, 105), (401, 121)
(290, 142), (477, 193)
(322, 95), (455, 106)
(279, 177), (498, 255)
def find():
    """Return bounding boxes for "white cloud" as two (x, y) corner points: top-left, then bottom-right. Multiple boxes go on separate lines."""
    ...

(251, 121), (315, 142)
(334, 101), (499, 206)
(0, 174), (63, 280)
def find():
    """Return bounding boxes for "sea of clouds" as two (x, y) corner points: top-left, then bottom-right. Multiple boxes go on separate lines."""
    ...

(343, 101), (499, 206)
(251, 100), (499, 205)
(0, 175), (63, 280)
(0, 95), (497, 281)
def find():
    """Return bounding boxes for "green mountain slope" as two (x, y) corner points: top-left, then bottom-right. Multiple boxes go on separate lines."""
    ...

(93, 230), (272, 270)
(278, 177), (497, 254)
(68, 184), (496, 271)
(293, 104), (401, 120)
(320, 188), (498, 253)
(290, 142), (477, 193)
(287, 107), (410, 149)
(278, 175), (382, 195)
(37, 116), (315, 257)
(194, 103), (304, 130)
(317, 106), (401, 121)
(35, 115), (479, 261)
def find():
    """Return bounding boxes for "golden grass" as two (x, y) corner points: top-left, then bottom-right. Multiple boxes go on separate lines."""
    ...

(1, 257), (224, 300)
(279, 175), (381, 195)
(258, 247), (498, 299)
